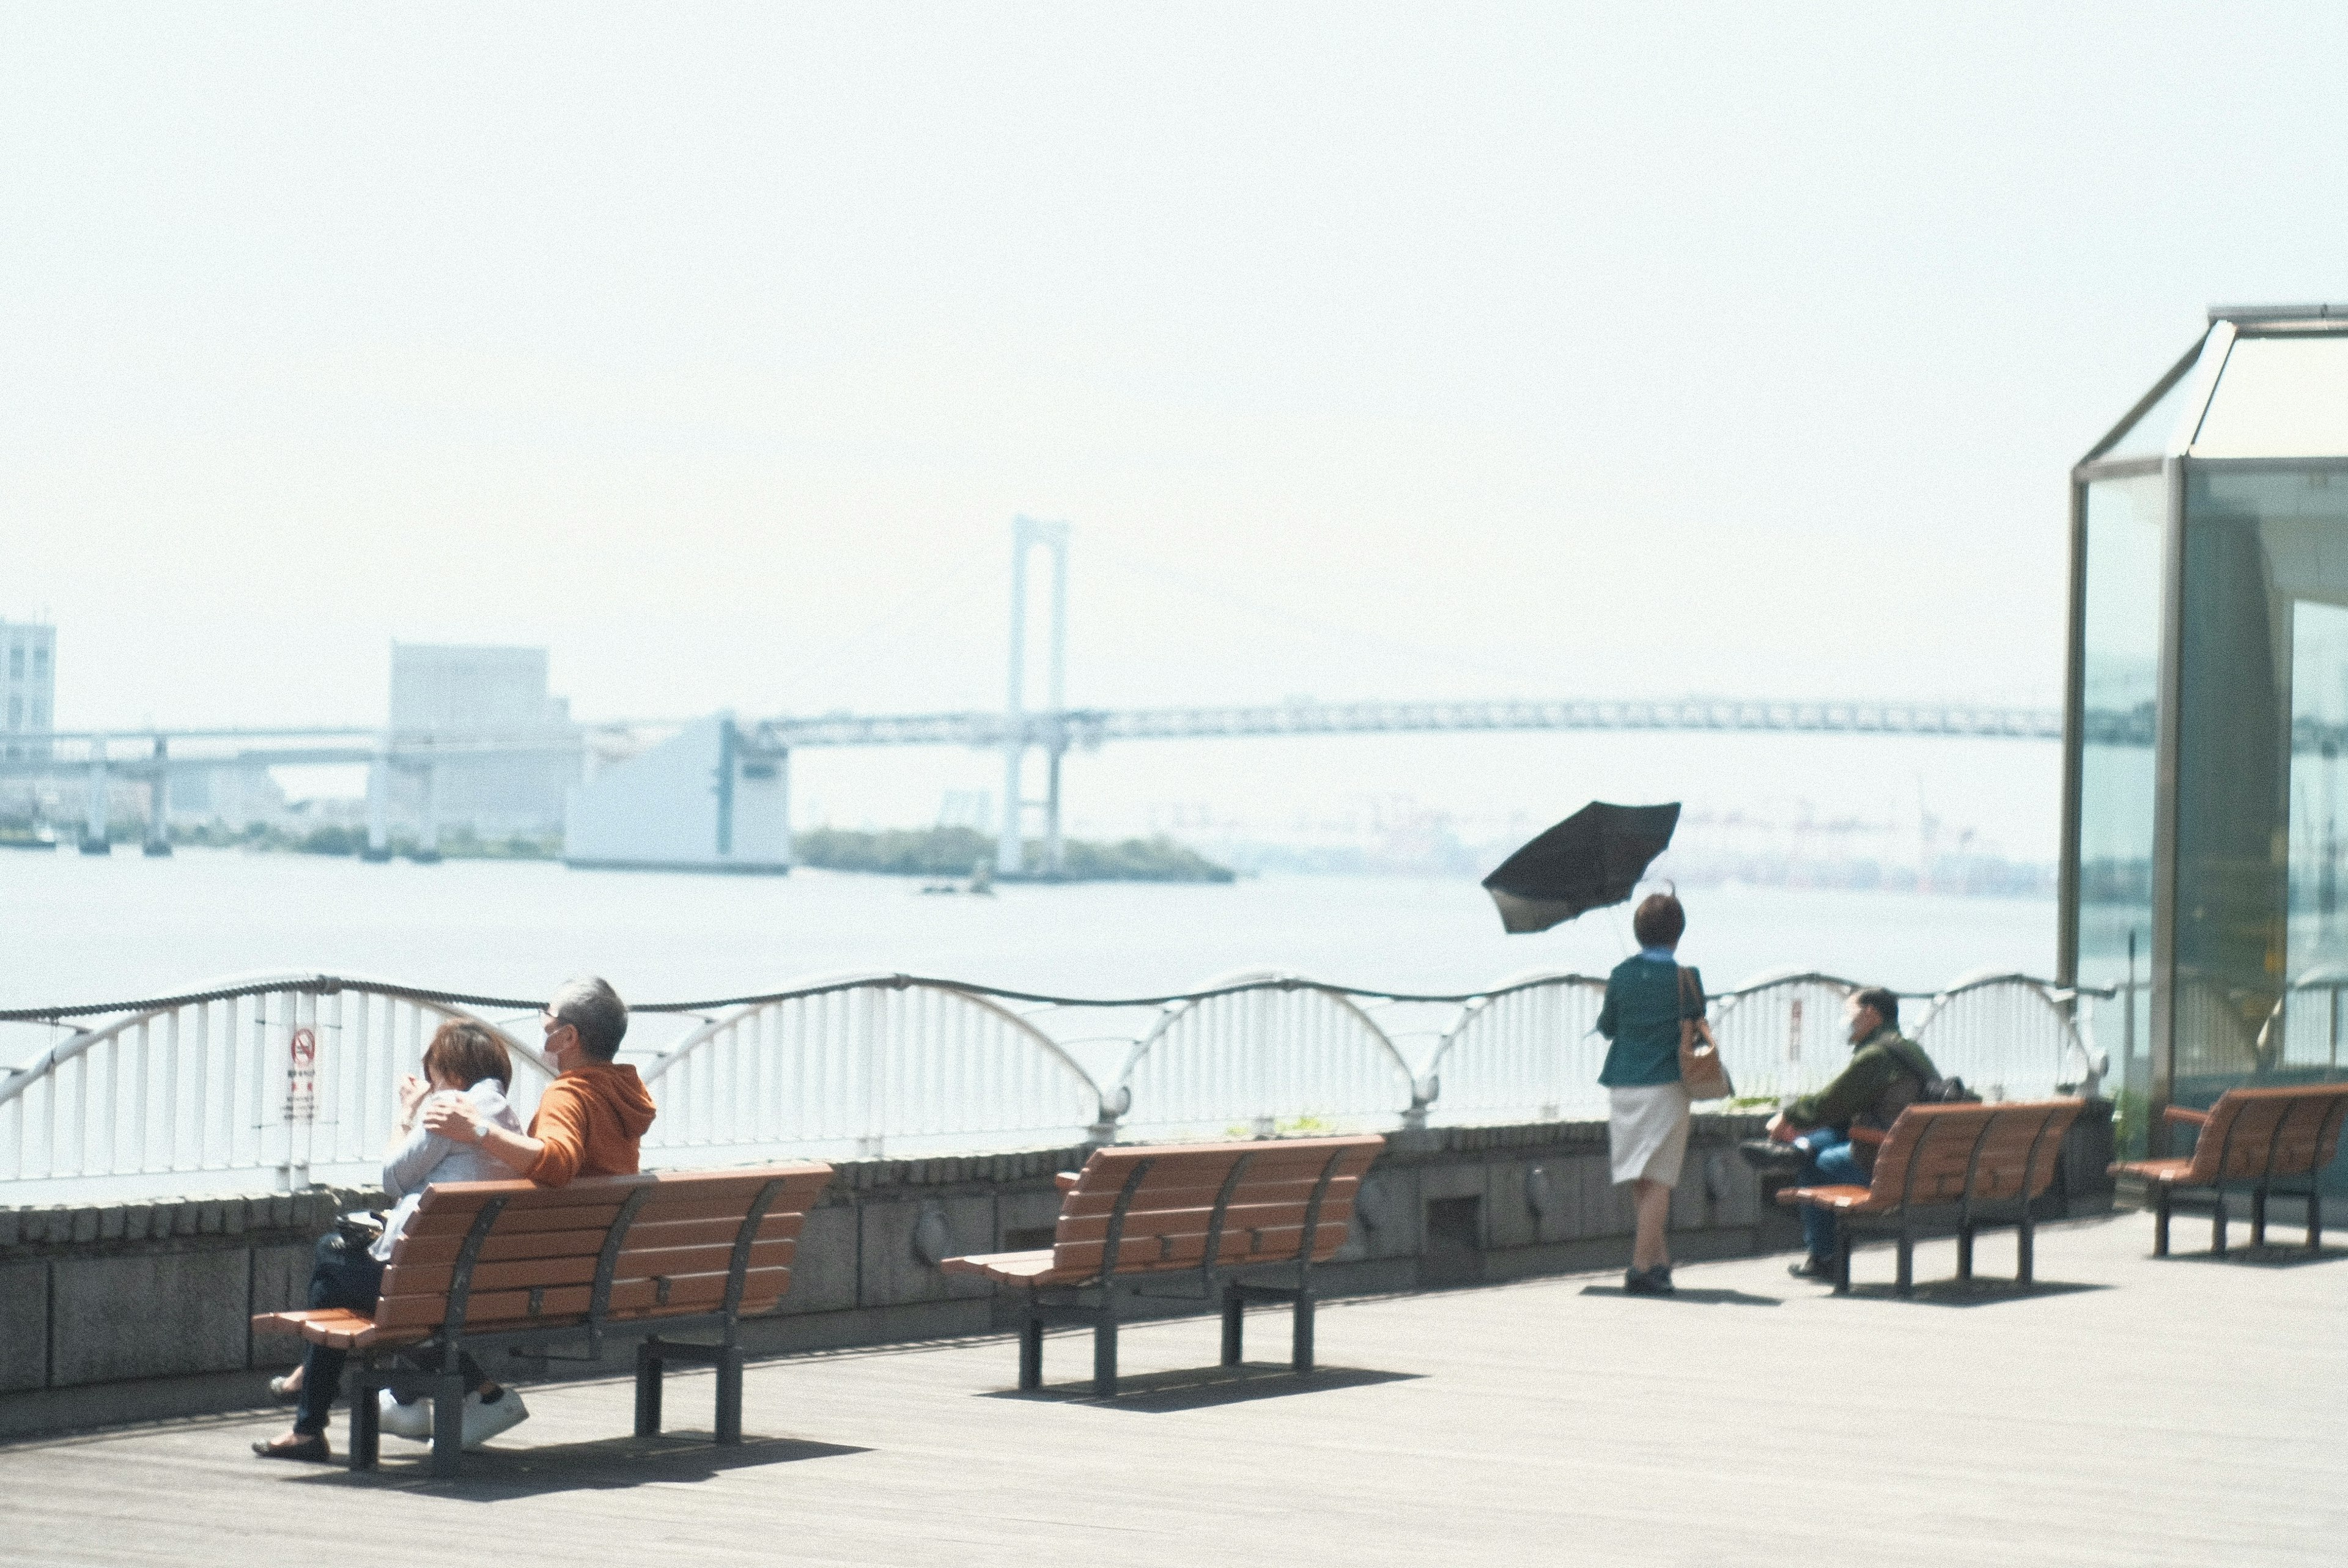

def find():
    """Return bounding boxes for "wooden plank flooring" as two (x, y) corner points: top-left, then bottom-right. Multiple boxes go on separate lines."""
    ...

(5, 1212), (2344, 1567)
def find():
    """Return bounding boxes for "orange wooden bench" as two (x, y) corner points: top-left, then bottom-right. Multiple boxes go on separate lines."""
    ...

(942, 1134), (1383, 1396)
(2111, 1082), (2348, 1256)
(253, 1162), (832, 1476)
(1775, 1100), (2083, 1294)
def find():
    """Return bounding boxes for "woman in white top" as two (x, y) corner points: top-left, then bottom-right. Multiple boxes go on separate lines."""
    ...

(253, 1021), (526, 1461)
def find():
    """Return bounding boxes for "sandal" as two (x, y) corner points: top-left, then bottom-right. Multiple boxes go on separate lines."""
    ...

(267, 1373), (302, 1405)
(252, 1432), (330, 1462)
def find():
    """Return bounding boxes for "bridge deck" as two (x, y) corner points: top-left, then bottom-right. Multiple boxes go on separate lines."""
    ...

(6, 1212), (2341, 1567)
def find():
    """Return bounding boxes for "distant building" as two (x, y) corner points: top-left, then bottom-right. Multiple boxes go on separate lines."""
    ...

(388, 643), (577, 837)
(1, 620), (56, 761)
(566, 714), (791, 874)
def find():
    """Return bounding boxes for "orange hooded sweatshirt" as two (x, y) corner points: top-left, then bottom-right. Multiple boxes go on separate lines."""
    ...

(527, 1059), (659, 1187)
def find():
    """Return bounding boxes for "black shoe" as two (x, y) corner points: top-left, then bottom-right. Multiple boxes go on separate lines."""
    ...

(1739, 1138), (1808, 1176)
(1787, 1256), (1836, 1282)
(252, 1432), (331, 1462)
(1623, 1265), (1675, 1296)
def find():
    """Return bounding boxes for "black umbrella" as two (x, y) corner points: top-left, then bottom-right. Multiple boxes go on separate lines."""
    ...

(1481, 801), (1681, 934)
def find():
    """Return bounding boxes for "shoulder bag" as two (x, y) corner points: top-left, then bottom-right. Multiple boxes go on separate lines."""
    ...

(1677, 965), (1734, 1102)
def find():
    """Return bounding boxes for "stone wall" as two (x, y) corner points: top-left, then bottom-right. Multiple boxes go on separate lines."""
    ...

(0, 1106), (2114, 1441)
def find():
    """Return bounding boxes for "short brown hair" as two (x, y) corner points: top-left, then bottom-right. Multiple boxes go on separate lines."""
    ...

(423, 1020), (513, 1092)
(1631, 891), (1685, 948)
(1852, 987), (1900, 1032)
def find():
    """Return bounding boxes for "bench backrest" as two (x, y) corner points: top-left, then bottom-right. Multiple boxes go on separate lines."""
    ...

(2184, 1083), (2348, 1183)
(1050, 1135), (1384, 1281)
(374, 1163), (833, 1338)
(1864, 1100), (2081, 1209)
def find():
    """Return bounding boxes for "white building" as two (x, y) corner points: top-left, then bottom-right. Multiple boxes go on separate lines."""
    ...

(1, 621), (56, 762)
(565, 714), (791, 874)
(388, 643), (577, 837)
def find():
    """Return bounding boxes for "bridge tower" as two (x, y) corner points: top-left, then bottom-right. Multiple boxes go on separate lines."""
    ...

(999, 517), (1071, 877)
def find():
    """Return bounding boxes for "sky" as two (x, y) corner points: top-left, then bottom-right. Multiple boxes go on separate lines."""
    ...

(5, 3), (2345, 855)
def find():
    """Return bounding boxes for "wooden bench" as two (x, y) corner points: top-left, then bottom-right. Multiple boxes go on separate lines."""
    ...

(2111, 1082), (2348, 1256)
(1774, 1100), (2083, 1295)
(941, 1134), (1384, 1396)
(253, 1161), (833, 1476)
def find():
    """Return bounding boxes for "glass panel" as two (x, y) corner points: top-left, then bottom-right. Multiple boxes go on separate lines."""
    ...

(2075, 474), (2164, 1152)
(2191, 337), (2348, 458)
(2176, 468), (2348, 1187)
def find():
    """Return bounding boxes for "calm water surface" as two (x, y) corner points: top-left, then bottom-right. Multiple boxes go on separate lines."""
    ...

(2, 847), (2053, 1010)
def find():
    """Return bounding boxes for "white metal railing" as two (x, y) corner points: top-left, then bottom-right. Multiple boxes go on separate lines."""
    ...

(638, 973), (1112, 1161)
(1422, 971), (1609, 1125)
(1110, 971), (1425, 1141)
(0, 973), (552, 1204)
(2, 964), (2122, 1204)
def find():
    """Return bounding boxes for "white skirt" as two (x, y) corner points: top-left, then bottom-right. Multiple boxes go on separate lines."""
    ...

(1608, 1082), (1692, 1186)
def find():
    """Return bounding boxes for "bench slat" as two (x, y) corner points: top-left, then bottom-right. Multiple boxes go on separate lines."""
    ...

(381, 1237), (799, 1299)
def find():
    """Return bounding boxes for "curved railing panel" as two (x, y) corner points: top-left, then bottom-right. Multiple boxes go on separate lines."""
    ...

(1708, 971), (1856, 1103)
(0, 974), (548, 1203)
(1113, 971), (1421, 1141)
(1907, 972), (2089, 1101)
(638, 974), (1110, 1161)
(1421, 973), (1609, 1125)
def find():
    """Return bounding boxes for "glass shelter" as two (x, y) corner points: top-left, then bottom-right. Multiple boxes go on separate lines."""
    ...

(2064, 305), (2348, 1168)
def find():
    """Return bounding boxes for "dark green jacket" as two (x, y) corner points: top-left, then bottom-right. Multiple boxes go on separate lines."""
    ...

(1784, 1026), (1938, 1132)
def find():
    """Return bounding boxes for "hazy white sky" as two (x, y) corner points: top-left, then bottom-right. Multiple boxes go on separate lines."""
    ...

(4, 4), (2343, 850)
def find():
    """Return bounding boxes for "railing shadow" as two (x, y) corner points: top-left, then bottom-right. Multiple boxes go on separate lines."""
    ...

(281, 1432), (869, 1498)
(980, 1363), (1419, 1413)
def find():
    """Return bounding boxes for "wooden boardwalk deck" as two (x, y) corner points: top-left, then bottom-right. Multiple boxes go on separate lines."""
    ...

(6, 1212), (2343, 1567)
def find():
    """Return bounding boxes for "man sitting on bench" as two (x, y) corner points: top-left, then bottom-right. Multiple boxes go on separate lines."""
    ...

(426, 976), (657, 1184)
(1753, 986), (1943, 1282)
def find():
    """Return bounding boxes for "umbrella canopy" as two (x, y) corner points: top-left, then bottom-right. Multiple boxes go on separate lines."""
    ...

(1481, 801), (1681, 934)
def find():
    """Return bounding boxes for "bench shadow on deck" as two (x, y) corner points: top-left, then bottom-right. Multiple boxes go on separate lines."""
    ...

(981, 1360), (1420, 1413)
(278, 1431), (871, 1498)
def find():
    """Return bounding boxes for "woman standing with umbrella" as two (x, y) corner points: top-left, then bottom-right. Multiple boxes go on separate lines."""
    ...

(1596, 890), (1700, 1296)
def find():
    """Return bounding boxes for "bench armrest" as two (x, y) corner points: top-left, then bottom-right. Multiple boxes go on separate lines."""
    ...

(1848, 1125), (1888, 1147)
(2162, 1105), (2211, 1127)
(1055, 1172), (1080, 1193)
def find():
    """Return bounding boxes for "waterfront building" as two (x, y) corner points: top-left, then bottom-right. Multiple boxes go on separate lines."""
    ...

(564, 712), (791, 874)
(388, 642), (577, 837)
(1, 619), (56, 762)
(2063, 304), (2348, 1167)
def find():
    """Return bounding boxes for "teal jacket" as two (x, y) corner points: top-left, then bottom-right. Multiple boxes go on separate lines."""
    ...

(1596, 954), (1704, 1088)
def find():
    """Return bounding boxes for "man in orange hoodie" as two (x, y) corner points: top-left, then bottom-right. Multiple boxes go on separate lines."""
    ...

(426, 976), (658, 1184)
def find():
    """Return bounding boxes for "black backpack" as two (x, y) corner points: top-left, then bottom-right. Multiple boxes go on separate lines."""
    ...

(1892, 1037), (1979, 1105)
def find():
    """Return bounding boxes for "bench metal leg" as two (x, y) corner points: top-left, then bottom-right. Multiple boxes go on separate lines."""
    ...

(635, 1341), (664, 1437)
(1831, 1218), (1851, 1295)
(1091, 1316), (1119, 1398)
(1894, 1229), (1914, 1297)
(2154, 1187), (2171, 1257)
(429, 1369), (465, 1479)
(1955, 1223), (1974, 1282)
(2251, 1188), (2268, 1248)
(1018, 1309), (1044, 1390)
(1220, 1284), (1244, 1367)
(2212, 1195), (2228, 1257)
(714, 1344), (745, 1446)
(348, 1364), (381, 1471)
(1291, 1292), (1315, 1374)
(2310, 1190), (2324, 1252)
(2017, 1214), (2036, 1286)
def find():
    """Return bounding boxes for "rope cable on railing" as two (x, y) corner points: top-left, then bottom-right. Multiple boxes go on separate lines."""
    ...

(1, 967), (2113, 1027)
